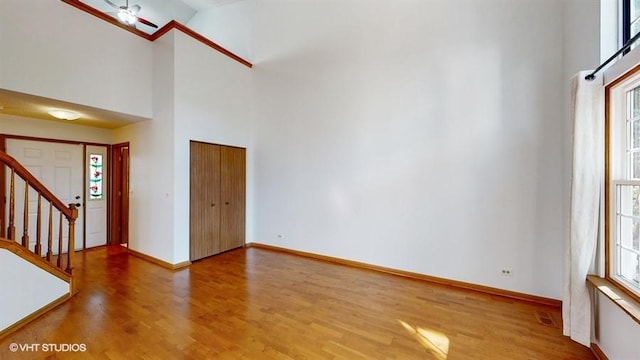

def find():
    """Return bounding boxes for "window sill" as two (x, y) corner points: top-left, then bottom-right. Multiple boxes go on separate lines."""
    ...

(587, 275), (640, 325)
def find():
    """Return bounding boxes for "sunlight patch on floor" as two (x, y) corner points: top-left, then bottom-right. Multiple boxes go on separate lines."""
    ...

(398, 319), (449, 360)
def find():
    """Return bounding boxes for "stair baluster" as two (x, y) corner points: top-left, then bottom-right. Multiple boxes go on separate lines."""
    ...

(8, 169), (15, 241)
(35, 195), (42, 256)
(46, 203), (53, 262)
(57, 212), (63, 268)
(21, 181), (29, 247)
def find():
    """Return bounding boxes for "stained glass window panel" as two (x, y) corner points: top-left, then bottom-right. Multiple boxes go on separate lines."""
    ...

(89, 154), (103, 200)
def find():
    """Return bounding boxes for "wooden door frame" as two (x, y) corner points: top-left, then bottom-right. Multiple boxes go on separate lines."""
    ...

(0, 134), (110, 247)
(109, 142), (130, 245)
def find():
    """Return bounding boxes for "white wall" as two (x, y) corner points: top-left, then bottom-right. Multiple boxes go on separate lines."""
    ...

(0, 249), (69, 332)
(249, 0), (586, 300)
(113, 29), (253, 264)
(113, 32), (177, 264)
(186, 1), (252, 61)
(173, 31), (254, 263)
(0, 0), (153, 118)
(595, 293), (639, 360)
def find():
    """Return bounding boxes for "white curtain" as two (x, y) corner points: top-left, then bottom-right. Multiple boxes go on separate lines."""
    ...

(563, 70), (605, 347)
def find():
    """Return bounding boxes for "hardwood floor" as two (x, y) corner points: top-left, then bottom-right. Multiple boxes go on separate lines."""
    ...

(0, 246), (595, 359)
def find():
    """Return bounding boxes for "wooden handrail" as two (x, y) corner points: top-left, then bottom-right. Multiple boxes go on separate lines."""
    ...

(151, 21), (253, 68)
(0, 151), (75, 220)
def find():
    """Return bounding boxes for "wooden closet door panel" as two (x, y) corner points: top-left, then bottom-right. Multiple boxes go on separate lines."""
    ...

(190, 141), (222, 261)
(220, 146), (246, 252)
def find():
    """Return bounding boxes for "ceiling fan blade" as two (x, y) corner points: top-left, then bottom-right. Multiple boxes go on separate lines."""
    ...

(103, 0), (119, 10)
(130, 4), (141, 14)
(136, 16), (158, 29)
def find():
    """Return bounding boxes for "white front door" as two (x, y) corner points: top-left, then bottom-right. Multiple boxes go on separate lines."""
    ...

(6, 140), (84, 251)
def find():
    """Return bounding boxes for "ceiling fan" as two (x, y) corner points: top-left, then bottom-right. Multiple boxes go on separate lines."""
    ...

(104, 0), (158, 29)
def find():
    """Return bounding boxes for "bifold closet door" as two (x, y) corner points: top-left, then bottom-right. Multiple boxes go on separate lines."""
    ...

(190, 141), (221, 261)
(190, 141), (246, 261)
(220, 145), (246, 252)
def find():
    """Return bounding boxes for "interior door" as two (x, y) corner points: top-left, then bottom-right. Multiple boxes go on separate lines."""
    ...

(220, 146), (245, 252)
(6, 140), (84, 251)
(121, 147), (130, 244)
(190, 141), (221, 261)
(85, 145), (108, 248)
(110, 143), (130, 245)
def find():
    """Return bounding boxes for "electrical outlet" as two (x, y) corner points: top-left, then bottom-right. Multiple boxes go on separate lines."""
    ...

(500, 269), (513, 276)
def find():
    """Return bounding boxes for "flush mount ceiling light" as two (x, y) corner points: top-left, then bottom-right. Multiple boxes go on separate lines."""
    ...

(48, 109), (80, 121)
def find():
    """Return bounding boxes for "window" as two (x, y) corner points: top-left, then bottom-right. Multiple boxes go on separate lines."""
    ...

(608, 70), (640, 300)
(623, 0), (640, 51)
(89, 154), (103, 200)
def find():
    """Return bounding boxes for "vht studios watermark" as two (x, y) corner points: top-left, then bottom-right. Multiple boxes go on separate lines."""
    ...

(8, 343), (87, 353)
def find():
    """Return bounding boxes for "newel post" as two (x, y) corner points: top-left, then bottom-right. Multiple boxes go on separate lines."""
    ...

(67, 204), (78, 294)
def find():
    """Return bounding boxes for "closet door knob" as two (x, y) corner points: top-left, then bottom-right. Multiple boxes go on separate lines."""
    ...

(225, 202), (230, 205)
(211, 203), (215, 207)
